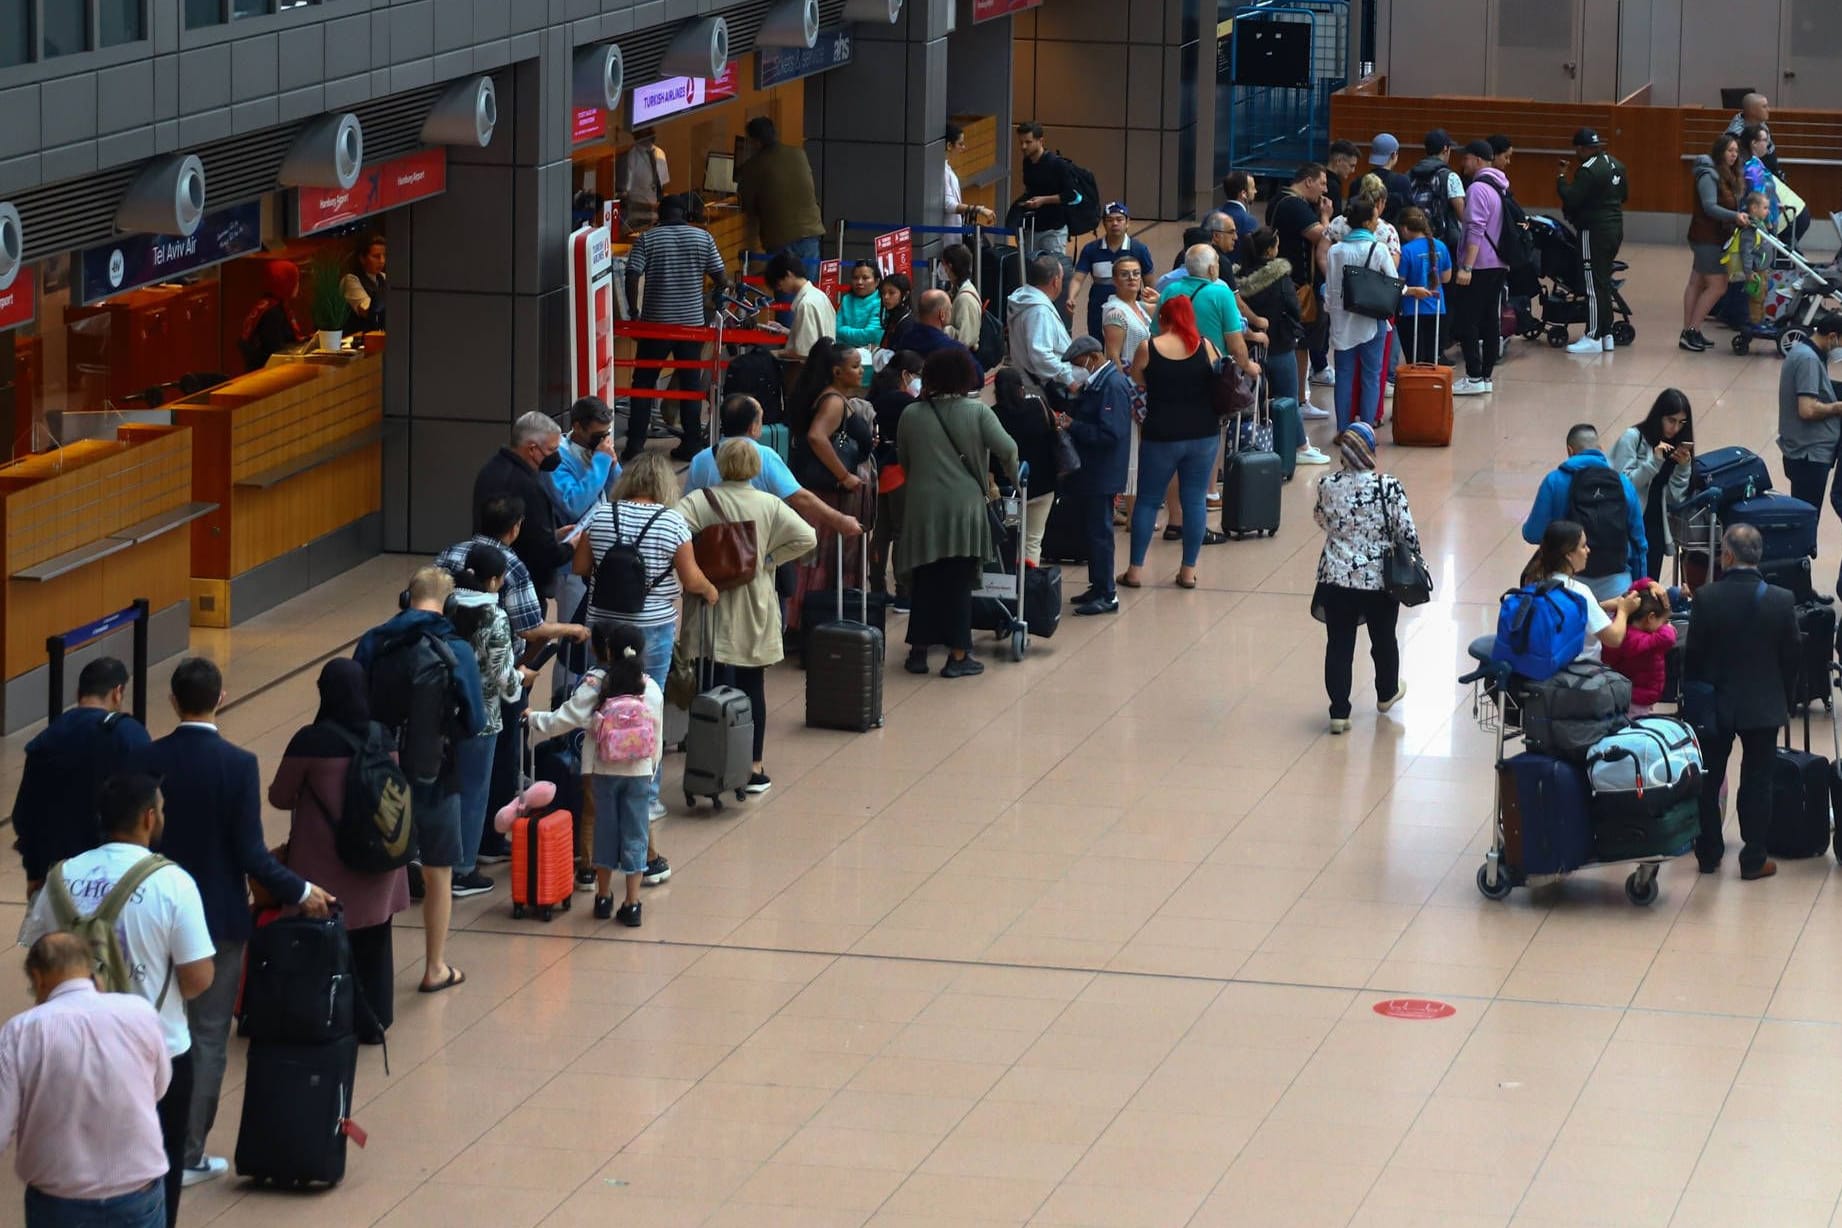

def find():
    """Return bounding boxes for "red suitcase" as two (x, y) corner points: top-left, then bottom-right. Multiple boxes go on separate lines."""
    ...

(1391, 312), (1453, 447)
(509, 732), (575, 922)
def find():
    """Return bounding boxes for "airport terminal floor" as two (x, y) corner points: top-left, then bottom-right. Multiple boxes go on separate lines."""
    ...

(7, 232), (1842, 1227)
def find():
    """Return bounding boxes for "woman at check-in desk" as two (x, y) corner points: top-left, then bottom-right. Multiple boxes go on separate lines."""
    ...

(341, 233), (386, 333)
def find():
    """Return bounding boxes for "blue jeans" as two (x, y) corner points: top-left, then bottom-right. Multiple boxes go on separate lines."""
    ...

(633, 621), (675, 807)
(1581, 571), (1631, 604)
(26, 1182), (163, 1228)
(1333, 329), (1387, 430)
(590, 774), (651, 875)
(1131, 435), (1218, 568)
(453, 732), (496, 876)
(1266, 348), (1300, 404)
(782, 235), (822, 264)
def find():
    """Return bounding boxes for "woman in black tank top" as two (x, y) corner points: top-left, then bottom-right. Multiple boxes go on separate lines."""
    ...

(1122, 296), (1223, 589)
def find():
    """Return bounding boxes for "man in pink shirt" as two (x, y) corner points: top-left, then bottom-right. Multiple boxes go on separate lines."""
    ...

(1450, 139), (1511, 398)
(0, 932), (170, 1227)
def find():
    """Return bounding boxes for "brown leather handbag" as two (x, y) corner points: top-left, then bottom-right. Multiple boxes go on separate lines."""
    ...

(692, 487), (759, 591)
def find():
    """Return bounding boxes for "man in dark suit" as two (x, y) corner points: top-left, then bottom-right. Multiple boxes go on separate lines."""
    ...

(1686, 524), (1803, 880)
(131, 658), (333, 1187)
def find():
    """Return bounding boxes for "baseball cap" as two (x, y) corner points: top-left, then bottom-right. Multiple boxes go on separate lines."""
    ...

(1062, 335), (1104, 362)
(1103, 201), (1130, 217)
(1424, 129), (1453, 155)
(1571, 127), (1603, 148)
(569, 396), (614, 425)
(1369, 133), (1400, 166)
(1462, 139), (1495, 161)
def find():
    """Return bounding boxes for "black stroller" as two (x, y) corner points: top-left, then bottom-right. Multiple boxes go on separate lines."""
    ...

(1516, 214), (1637, 350)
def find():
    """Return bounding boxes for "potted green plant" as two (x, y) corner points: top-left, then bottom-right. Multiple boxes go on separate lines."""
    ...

(308, 254), (348, 352)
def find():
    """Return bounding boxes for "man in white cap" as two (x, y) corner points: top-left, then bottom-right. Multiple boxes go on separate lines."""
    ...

(1371, 133), (1412, 225)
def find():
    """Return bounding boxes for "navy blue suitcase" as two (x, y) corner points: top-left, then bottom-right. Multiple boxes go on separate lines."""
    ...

(1692, 446), (1771, 508)
(1728, 492), (1818, 562)
(1498, 752), (1596, 876)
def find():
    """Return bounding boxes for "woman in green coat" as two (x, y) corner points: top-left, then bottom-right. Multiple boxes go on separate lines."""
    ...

(896, 347), (1020, 678)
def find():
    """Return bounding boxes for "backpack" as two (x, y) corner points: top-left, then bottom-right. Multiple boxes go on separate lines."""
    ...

(974, 305), (1005, 372)
(1521, 661), (1633, 759)
(1057, 152), (1102, 237)
(722, 346), (785, 427)
(237, 914), (358, 1045)
(366, 627), (462, 783)
(591, 505), (671, 615)
(592, 692), (659, 764)
(316, 721), (417, 873)
(1566, 466), (1630, 580)
(1492, 580), (1589, 681)
(1407, 160), (1463, 255)
(1477, 178), (1540, 290)
(44, 854), (176, 1004)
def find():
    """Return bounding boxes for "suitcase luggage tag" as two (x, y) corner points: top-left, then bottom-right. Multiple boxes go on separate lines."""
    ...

(341, 1119), (369, 1148)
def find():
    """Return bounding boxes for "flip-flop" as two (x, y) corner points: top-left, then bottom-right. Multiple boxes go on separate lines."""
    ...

(417, 968), (466, 995)
(1116, 573), (1142, 589)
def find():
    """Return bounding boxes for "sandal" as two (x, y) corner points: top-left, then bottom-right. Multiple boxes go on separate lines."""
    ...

(418, 968), (466, 995)
(1116, 573), (1142, 589)
(1175, 574), (1198, 589)
(1162, 525), (1183, 541)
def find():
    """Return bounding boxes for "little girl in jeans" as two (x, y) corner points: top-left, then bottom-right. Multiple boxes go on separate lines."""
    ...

(1603, 587), (1677, 716)
(527, 622), (663, 925)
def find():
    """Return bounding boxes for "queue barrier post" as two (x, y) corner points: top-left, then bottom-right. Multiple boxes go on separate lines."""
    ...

(45, 597), (152, 726)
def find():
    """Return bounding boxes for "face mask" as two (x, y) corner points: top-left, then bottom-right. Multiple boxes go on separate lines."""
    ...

(905, 376), (922, 396)
(539, 450), (563, 472)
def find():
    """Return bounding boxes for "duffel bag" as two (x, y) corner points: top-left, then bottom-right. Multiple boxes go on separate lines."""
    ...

(1593, 796), (1699, 863)
(1492, 580), (1588, 682)
(1521, 662), (1633, 759)
(1586, 716), (1704, 821)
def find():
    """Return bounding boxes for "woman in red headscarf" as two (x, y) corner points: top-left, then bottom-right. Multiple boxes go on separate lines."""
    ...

(238, 260), (305, 371)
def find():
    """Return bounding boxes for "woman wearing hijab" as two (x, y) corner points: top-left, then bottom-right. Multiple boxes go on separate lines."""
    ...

(238, 260), (306, 371)
(267, 659), (411, 1040)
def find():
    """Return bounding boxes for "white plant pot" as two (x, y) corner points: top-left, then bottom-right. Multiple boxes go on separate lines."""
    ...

(317, 329), (344, 352)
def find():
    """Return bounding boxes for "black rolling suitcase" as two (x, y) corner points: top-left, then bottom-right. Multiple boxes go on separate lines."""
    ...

(1771, 701), (1837, 860)
(1791, 600), (1837, 712)
(235, 1035), (360, 1187)
(799, 584), (888, 667)
(1221, 405), (1281, 540)
(806, 538), (884, 732)
(1040, 492), (1089, 565)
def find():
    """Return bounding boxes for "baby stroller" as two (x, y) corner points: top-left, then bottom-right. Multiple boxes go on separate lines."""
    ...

(1518, 214), (1637, 349)
(1731, 226), (1842, 357)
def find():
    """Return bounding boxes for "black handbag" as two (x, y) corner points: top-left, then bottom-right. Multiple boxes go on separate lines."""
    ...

(1380, 477), (1432, 607)
(1051, 426), (1082, 478)
(1342, 240), (1405, 321)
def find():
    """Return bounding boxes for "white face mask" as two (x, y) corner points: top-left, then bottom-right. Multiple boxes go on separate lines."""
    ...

(904, 376), (922, 396)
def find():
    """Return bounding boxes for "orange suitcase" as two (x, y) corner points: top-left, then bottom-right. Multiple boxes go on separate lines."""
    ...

(1391, 312), (1453, 447)
(510, 808), (574, 921)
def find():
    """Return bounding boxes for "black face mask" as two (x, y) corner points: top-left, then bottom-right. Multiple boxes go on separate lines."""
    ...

(539, 450), (563, 472)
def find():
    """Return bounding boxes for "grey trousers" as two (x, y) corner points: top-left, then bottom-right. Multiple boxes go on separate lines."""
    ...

(183, 940), (245, 1165)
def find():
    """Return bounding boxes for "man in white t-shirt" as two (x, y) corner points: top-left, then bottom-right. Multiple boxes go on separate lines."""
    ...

(19, 773), (214, 1228)
(764, 251), (835, 362)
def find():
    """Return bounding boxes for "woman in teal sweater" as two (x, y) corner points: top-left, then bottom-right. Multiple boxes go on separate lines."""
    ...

(836, 260), (884, 349)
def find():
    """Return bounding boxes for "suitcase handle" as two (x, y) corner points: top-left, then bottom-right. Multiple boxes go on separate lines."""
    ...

(835, 530), (869, 624)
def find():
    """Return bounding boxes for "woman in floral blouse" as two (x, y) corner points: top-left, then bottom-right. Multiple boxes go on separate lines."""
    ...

(1311, 422), (1423, 734)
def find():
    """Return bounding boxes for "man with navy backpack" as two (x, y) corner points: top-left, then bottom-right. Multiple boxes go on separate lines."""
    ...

(1522, 424), (1647, 602)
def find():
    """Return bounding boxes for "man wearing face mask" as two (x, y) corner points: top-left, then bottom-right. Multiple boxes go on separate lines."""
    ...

(472, 412), (575, 605)
(546, 397), (621, 687)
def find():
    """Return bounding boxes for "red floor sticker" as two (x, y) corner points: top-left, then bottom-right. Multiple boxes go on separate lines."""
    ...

(1373, 998), (1456, 1021)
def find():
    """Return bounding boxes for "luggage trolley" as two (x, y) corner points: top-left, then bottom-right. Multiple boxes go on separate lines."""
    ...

(1459, 641), (1674, 907)
(973, 462), (1034, 662)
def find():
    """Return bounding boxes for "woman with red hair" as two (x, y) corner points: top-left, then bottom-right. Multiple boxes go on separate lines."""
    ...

(1120, 293), (1224, 589)
(237, 260), (306, 371)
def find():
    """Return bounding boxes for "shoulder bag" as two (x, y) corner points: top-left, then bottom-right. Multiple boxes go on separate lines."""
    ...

(926, 398), (1008, 549)
(1342, 240), (1405, 321)
(792, 392), (864, 492)
(1380, 476), (1432, 607)
(691, 488), (760, 592)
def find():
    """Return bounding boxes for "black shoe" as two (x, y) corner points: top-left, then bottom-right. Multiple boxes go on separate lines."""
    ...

(593, 895), (614, 920)
(941, 655), (985, 678)
(1691, 329), (1714, 349)
(575, 867), (597, 892)
(1162, 525), (1182, 541)
(904, 651), (930, 674)
(1074, 594), (1119, 616)
(892, 595), (911, 613)
(670, 444), (702, 463)
(643, 856), (672, 886)
(450, 870), (495, 899)
(615, 901), (642, 927)
(1679, 329), (1708, 352)
(475, 835), (511, 866)
(1200, 529), (1228, 546)
(1070, 587), (1100, 606)
(744, 772), (772, 794)
(407, 863), (425, 900)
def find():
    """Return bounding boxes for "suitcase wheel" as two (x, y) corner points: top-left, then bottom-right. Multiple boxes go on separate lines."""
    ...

(511, 903), (525, 920)
(539, 906), (554, 922)
(1011, 627), (1027, 662)
(1546, 327), (1569, 348)
(735, 788), (748, 802)
(560, 895), (572, 912)
(1476, 862), (1513, 901)
(1624, 869), (1659, 907)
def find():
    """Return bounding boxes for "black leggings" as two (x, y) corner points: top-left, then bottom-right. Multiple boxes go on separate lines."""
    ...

(1318, 584), (1402, 720)
(720, 664), (767, 761)
(348, 920), (394, 1040)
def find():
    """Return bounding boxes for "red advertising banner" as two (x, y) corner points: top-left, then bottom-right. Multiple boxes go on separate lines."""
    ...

(817, 259), (841, 304)
(294, 149), (449, 236)
(872, 228), (912, 280)
(971, 0), (1042, 22)
(573, 107), (607, 144)
(0, 267), (33, 332)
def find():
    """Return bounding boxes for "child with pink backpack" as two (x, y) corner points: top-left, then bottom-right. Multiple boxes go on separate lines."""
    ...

(525, 622), (662, 924)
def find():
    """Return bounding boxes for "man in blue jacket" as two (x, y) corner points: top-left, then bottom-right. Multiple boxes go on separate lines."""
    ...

(1062, 336), (1133, 615)
(1522, 423), (1647, 601)
(130, 656), (334, 1189)
(355, 567), (486, 997)
(11, 656), (150, 896)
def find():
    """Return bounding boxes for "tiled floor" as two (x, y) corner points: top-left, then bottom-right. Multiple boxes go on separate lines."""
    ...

(4, 232), (1842, 1227)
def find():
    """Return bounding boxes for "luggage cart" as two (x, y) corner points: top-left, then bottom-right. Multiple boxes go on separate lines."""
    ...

(1732, 226), (1842, 358)
(973, 462), (1033, 662)
(1459, 639), (1678, 906)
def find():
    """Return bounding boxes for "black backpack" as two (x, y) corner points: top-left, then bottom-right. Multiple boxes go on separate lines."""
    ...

(591, 505), (671, 615)
(1407, 160), (1463, 256)
(722, 346), (784, 426)
(1567, 466), (1630, 580)
(318, 721), (417, 873)
(365, 627), (461, 784)
(974, 305), (1005, 372)
(237, 914), (358, 1044)
(1478, 179), (1540, 291)
(1057, 152), (1101, 237)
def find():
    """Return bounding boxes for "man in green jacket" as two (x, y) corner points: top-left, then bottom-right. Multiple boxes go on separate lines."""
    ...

(1556, 127), (1628, 355)
(736, 116), (825, 262)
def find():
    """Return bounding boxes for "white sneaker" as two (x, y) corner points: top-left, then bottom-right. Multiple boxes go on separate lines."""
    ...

(1378, 682), (1408, 713)
(1328, 718), (1352, 735)
(1474, 379), (1494, 395)
(182, 1157), (229, 1187)
(1603, 336), (1616, 352)
(1295, 445), (1332, 465)
(1452, 377), (1486, 397)
(649, 800), (667, 822)
(1300, 403), (1332, 420)
(1310, 367), (1336, 387)
(1565, 334), (1604, 355)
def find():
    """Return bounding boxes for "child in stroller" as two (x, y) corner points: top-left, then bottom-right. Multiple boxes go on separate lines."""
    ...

(1731, 222), (1842, 357)
(1516, 214), (1637, 350)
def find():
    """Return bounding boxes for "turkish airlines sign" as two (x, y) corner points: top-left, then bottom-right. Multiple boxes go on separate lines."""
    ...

(294, 149), (449, 236)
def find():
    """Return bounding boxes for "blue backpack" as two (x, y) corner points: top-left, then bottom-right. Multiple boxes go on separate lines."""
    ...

(1492, 580), (1588, 681)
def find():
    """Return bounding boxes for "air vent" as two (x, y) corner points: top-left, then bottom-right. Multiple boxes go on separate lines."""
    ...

(622, 0), (849, 83)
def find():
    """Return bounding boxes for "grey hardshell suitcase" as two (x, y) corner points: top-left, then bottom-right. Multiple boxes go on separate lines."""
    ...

(682, 608), (754, 810)
(1221, 395), (1282, 539)
(806, 537), (885, 732)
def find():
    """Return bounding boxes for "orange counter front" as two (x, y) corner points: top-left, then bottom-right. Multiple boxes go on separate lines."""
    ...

(171, 350), (384, 627)
(0, 425), (211, 731)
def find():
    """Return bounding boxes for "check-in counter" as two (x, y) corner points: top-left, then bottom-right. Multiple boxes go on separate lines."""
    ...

(0, 425), (209, 731)
(171, 348), (384, 628)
